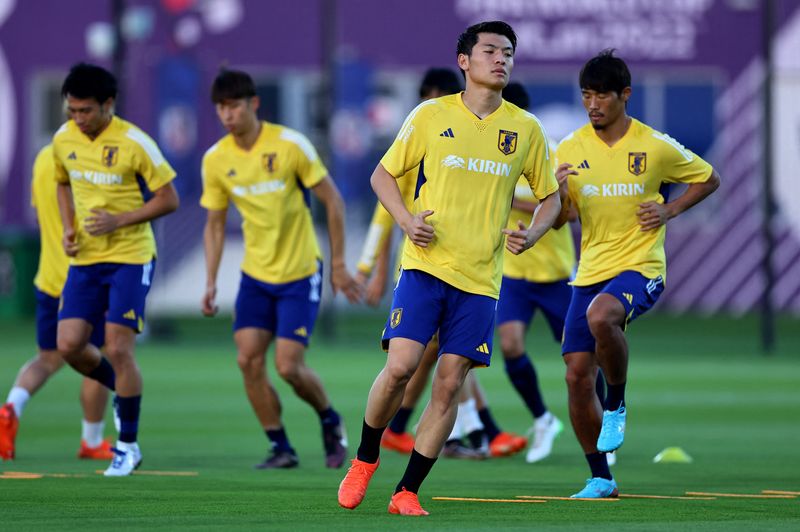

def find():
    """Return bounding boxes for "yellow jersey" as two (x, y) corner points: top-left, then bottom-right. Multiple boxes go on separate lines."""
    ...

(381, 93), (558, 298)
(356, 165), (416, 276)
(52, 116), (176, 265)
(556, 119), (713, 286)
(503, 176), (575, 283)
(201, 122), (326, 284)
(31, 145), (68, 297)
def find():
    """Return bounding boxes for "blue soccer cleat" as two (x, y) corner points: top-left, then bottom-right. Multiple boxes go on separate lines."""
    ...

(597, 405), (626, 452)
(570, 477), (619, 498)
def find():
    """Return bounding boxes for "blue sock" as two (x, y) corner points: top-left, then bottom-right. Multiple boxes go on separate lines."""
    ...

(388, 407), (413, 434)
(117, 395), (140, 443)
(318, 407), (341, 430)
(478, 408), (501, 441)
(88, 357), (116, 391)
(605, 382), (626, 411)
(505, 354), (547, 418)
(266, 427), (294, 453)
(586, 452), (612, 480)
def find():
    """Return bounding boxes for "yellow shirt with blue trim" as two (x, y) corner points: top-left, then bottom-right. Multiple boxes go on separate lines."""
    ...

(32, 145), (68, 297)
(381, 93), (558, 298)
(200, 122), (326, 284)
(556, 119), (713, 286)
(357, 166), (417, 276)
(503, 175), (575, 283)
(52, 116), (176, 265)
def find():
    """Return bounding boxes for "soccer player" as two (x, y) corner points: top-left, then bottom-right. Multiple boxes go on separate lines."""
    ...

(201, 69), (360, 470)
(0, 144), (112, 462)
(338, 21), (561, 515)
(557, 50), (720, 498)
(54, 63), (179, 476)
(492, 81), (574, 463)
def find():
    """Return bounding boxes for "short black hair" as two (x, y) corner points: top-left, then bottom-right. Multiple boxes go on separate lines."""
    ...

(503, 81), (529, 110)
(418, 68), (462, 98)
(211, 69), (257, 104)
(61, 63), (117, 103)
(579, 49), (631, 95)
(456, 20), (517, 58)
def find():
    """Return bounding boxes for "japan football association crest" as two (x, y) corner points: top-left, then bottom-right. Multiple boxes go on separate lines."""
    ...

(390, 308), (403, 329)
(498, 130), (517, 155)
(628, 152), (647, 175)
(102, 146), (119, 167)
(262, 152), (278, 173)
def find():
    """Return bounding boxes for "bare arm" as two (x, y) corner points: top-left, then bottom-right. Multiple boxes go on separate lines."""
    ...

(311, 176), (362, 303)
(637, 168), (721, 231)
(202, 208), (227, 317)
(503, 191), (561, 255)
(365, 233), (393, 307)
(84, 182), (180, 236)
(56, 182), (79, 257)
(370, 163), (434, 247)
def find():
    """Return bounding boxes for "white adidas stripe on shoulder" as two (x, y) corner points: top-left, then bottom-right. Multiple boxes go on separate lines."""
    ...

(203, 141), (221, 159)
(280, 128), (318, 161)
(395, 99), (438, 142)
(651, 132), (694, 161)
(54, 122), (69, 137)
(126, 127), (166, 166)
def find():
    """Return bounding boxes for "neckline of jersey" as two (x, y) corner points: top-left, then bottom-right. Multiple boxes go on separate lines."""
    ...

(229, 121), (270, 155)
(587, 117), (639, 151)
(74, 115), (119, 144)
(456, 92), (505, 123)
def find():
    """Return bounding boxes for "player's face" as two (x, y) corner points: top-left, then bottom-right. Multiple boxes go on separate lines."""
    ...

(215, 97), (259, 135)
(581, 88), (630, 130)
(459, 33), (514, 90)
(66, 95), (113, 138)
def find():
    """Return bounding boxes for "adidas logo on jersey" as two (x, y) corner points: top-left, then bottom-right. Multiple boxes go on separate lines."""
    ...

(227, 168), (236, 177)
(123, 309), (136, 320)
(439, 128), (455, 138)
(578, 160), (590, 169)
(67, 152), (77, 160)
(476, 343), (490, 354)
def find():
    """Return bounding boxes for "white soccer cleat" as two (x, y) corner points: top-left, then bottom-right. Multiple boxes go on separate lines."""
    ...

(607, 451), (617, 466)
(525, 412), (564, 463)
(104, 441), (142, 477)
(112, 395), (121, 433)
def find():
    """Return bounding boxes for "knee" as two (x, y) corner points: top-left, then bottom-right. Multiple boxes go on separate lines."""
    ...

(499, 335), (524, 358)
(236, 351), (265, 378)
(565, 364), (595, 396)
(383, 360), (416, 388)
(587, 306), (615, 337)
(37, 353), (64, 375)
(57, 333), (85, 358)
(275, 358), (301, 384)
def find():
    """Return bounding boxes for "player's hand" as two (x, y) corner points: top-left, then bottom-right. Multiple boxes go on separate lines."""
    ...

(84, 208), (119, 236)
(365, 268), (388, 307)
(637, 201), (670, 231)
(63, 227), (79, 257)
(201, 285), (219, 317)
(502, 220), (534, 255)
(403, 210), (435, 247)
(555, 162), (579, 186)
(331, 264), (363, 303)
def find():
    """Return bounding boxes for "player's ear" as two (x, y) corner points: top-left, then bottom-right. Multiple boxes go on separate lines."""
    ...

(101, 97), (114, 115)
(249, 95), (260, 113)
(457, 53), (469, 74)
(621, 86), (632, 104)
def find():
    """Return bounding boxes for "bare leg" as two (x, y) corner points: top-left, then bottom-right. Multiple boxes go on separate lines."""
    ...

(234, 327), (282, 429)
(587, 294), (628, 386)
(563, 351), (602, 452)
(364, 338), (426, 428)
(274, 338), (329, 411)
(400, 339), (438, 409)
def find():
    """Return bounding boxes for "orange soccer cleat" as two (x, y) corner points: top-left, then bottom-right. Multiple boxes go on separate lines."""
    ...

(78, 438), (115, 460)
(388, 488), (429, 516)
(489, 431), (527, 457)
(380, 428), (415, 454)
(0, 403), (19, 460)
(338, 458), (380, 509)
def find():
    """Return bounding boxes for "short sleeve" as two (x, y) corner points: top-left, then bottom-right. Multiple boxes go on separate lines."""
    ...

(280, 128), (327, 189)
(127, 127), (176, 191)
(652, 132), (713, 185)
(199, 152), (229, 211)
(380, 100), (435, 179)
(522, 118), (558, 200)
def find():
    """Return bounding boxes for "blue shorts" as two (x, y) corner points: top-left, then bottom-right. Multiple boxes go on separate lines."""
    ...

(496, 277), (572, 342)
(381, 269), (497, 367)
(36, 289), (105, 350)
(59, 260), (155, 333)
(562, 270), (664, 355)
(233, 264), (323, 346)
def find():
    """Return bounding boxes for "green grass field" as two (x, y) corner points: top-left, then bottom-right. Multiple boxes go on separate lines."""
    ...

(1, 312), (799, 530)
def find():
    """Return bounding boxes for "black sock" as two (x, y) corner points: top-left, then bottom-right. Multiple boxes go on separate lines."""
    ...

(466, 429), (486, 449)
(395, 449), (437, 494)
(586, 452), (612, 480)
(318, 407), (341, 430)
(266, 427), (294, 453)
(605, 382), (626, 411)
(356, 419), (385, 464)
(595, 369), (607, 406)
(478, 408), (501, 441)
(505, 354), (546, 418)
(117, 395), (140, 443)
(88, 357), (116, 391)
(388, 407), (413, 434)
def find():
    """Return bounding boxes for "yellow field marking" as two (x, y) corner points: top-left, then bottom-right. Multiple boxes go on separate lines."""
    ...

(94, 470), (199, 476)
(0, 472), (43, 479)
(686, 491), (795, 499)
(619, 494), (716, 500)
(762, 490), (800, 496)
(432, 496), (546, 504)
(516, 495), (619, 502)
